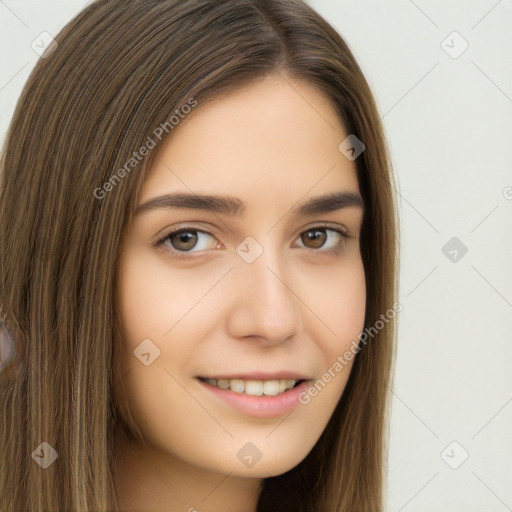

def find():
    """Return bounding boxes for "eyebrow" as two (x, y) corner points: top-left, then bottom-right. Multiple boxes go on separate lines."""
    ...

(135, 190), (364, 218)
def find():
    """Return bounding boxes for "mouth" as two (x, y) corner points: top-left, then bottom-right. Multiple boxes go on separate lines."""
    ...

(197, 377), (306, 397)
(196, 376), (312, 418)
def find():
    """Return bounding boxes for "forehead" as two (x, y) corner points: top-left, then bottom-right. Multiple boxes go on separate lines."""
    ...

(139, 76), (360, 205)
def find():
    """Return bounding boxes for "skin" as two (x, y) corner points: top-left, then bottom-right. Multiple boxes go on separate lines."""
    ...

(113, 74), (366, 512)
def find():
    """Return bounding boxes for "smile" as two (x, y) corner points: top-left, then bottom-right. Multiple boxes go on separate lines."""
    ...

(196, 377), (311, 418)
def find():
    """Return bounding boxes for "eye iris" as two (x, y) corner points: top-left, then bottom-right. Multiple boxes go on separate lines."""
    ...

(170, 230), (197, 251)
(302, 229), (326, 249)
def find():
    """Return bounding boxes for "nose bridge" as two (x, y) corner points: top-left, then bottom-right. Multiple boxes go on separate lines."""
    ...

(227, 236), (303, 344)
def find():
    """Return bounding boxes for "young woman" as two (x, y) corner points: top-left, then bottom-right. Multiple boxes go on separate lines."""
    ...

(0, 1), (399, 510)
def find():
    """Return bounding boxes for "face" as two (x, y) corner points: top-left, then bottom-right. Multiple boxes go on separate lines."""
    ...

(114, 75), (366, 479)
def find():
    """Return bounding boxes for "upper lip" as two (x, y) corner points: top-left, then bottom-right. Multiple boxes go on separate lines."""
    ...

(197, 372), (311, 381)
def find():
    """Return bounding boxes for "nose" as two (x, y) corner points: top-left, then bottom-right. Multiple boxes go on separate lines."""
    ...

(225, 248), (303, 346)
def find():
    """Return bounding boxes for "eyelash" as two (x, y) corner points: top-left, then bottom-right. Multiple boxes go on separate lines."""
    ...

(153, 225), (350, 261)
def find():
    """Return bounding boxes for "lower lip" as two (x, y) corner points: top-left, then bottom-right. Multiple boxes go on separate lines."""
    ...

(197, 378), (311, 419)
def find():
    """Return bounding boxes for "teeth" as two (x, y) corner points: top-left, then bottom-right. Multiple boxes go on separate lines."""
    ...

(217, 379), (230, 390)
(245, 380), (263, 396)
(285, 379), (296, 390)
(203, 378), (299, 396)
(230, 379), (245, 393)
(263, 380), (278, 396)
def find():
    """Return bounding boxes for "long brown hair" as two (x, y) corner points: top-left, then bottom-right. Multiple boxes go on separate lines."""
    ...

(0, 1), (399, 510)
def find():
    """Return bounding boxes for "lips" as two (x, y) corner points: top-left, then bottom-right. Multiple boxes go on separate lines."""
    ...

(196, 377), (312, 418)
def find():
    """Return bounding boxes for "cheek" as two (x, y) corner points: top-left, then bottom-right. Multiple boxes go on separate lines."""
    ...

(113, 250), (225, 460)
(309, 256), (366, 360)
(113, 249), (216, 422)
(290, 257), (366, 418)
(116, 247), (229, 347)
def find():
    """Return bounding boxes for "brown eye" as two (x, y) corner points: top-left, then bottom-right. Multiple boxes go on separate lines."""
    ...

(155, 227), (221, 260)
(296, 226), (348, 253)
(301, 228), (327, 249)
(167, 230), (199, 251)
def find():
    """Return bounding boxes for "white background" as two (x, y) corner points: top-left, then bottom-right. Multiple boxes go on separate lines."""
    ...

(1, 1), (511, 511)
